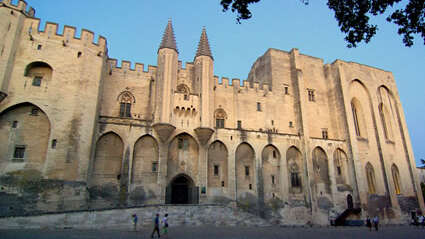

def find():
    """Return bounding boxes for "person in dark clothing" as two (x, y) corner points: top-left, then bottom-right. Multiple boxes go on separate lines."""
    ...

(366, 216), (372, 231)
(151, 213), (160, 238)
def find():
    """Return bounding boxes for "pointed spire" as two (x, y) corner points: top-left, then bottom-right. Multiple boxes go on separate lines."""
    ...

(195, 27), (213, 60)
(159, 19), (178, 53)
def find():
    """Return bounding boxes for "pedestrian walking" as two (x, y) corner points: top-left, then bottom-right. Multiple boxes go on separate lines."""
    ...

(162, 213), (169, 238)
(366, 216), (372, 231)
(132, 214), (138, 231)
(418, 215), (424, 228)
(373, 215), (379, 231)
(151, 213), (161, 238)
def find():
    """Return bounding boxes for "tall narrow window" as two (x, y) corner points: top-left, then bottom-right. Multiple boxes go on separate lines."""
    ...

(118, 91), (134, 118)
(284, 86), (289, 95)
(183, 138), (189, 150)
(291, 172), (301, 187)
(272, 150), (277, 158)
(245, 166), (250, 176)
(178, 138), (183, 149)
(214, 165), (219, 176)
(152, 162), (158, 172)
(257, 102), (261, 111)
(366, 163), (376, 194)
(51, 139), (57, 149)
(335, 158), (342, 176)
(271, 175), (275, 185)
(392, 164), (401, 194)
(351, 102), (361, 136)
(215, 108), (227, 129)
(307, 89), (315, 101)
(12, 120), (18, 128)
(322, 129), (328, 139)
(237, 120), (242, 129)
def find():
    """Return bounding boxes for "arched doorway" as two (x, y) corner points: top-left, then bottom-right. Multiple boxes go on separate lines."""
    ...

(166, 174), (198, 204)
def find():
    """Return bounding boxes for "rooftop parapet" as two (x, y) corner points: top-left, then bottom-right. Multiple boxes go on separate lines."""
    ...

(1, 0), (35, 16)
(25, 19), (107, 50)
(107, 59), (157, 76)
(214, 76), (270, 95)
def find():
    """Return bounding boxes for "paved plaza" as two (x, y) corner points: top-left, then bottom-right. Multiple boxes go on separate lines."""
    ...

(1, 226), (424, 239)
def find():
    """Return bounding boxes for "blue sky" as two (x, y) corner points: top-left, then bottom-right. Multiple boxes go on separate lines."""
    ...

(17, 0), (424, 165)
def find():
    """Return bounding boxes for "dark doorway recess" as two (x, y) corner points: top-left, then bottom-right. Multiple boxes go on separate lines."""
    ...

(166, 174), (198, 204)
(347, 194), (353, 209)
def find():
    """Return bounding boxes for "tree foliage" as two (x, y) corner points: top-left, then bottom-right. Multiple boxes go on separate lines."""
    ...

(220, 0), (425, 47)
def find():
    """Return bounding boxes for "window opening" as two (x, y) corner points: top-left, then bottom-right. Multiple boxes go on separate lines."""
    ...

(13, 145), (25, 160)
(37, 44), (42, 50)
(237, 120), (242, 129)
(214, 165), (219, 176)
(273, 150), (277, 158)
(257, 102), (261, 111)
(51, 139), (57, 149)
(32, 76), (42, 86)
(12, 121), (18, 128)
(322, 129), (328, 139)
(178, 138), (183, 149)
(152, 162), (158, 172)
(216, 119), (224, 128)
(31, 108), (39, 116)
(308, 89), (315, 101)
(245, 166), (250, 176)
(249, 184), (252, 190)
(284, 86), (289, 94)
(351, 102), (361, 136)
(271, 175), (275, 185)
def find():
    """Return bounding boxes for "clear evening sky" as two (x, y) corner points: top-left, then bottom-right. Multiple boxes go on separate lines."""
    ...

(16, 0), (424, 165)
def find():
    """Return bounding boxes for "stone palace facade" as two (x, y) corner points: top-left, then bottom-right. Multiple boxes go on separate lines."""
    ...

(0, 0), (423, 225)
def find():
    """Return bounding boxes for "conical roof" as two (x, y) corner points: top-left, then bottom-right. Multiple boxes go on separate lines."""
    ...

(195, 28), (213, 60)
(159, 20), (178, 53)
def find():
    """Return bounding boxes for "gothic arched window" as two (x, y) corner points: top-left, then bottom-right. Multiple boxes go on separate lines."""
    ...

(366, 163), (376, 194)
(214, 108), (227, 128)
(177, 84), (190, 101)
(118, 91), (135, 118)
(391, 164), (401, 194)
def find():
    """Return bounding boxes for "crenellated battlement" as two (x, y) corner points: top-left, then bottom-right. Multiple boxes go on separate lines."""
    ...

(214, 76), (271, 95)
(1, 0), (32, 14)
(107, 58), (157, 77)
(25, 19), (107, 50)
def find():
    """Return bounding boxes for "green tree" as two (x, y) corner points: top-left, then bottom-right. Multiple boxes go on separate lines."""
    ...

(220, 0), (425, 47)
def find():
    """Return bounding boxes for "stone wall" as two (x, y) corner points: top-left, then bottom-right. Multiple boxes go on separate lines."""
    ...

(0, 205), (270, 229)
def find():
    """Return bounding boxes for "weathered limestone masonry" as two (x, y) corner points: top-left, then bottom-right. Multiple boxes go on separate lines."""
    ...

(0, 0), (424, 227)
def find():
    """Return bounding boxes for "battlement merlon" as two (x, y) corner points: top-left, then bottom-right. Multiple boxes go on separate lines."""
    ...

(107, 58), (157, 75)
(24, 18), (107, 50)
(1, 0), (36, 17)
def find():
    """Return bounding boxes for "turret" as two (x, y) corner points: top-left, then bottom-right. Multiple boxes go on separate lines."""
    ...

(194, 28), (214, 128)
(155, 20), (179, 123)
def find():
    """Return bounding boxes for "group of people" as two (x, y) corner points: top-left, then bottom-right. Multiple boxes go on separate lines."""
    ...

(365, 215), (379, 231)
(131, 213), (169, 238)
(411, 214), (425, 227)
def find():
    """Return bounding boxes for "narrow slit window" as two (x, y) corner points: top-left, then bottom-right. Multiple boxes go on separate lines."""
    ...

(12, 121), (18, 128)
(257, 102), (261, 111)
(51, 139), (57, 149)
(237, 120), (242, 129)
(214, 165), (219, 176)
(245, 166), (250, 176)
(271, 175), (275, 185)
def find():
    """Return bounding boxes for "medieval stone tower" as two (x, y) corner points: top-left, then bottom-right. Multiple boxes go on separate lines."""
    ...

(0, 0), (423, 225)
